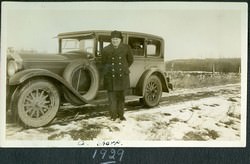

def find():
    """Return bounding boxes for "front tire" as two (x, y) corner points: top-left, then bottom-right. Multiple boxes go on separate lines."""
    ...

(15, 79), (60, 127)
(142, 75), (162, 107)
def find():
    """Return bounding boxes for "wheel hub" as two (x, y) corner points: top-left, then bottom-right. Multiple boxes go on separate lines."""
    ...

(24, 89), (52, 118)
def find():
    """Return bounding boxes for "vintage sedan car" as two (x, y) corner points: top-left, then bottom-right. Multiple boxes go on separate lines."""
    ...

(6, 30), (172, 127)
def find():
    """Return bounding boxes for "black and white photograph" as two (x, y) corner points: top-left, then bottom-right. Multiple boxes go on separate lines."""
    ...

(0, 2), (247, 147)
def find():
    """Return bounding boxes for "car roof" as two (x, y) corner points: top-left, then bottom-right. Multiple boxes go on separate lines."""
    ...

(57, 30), (163, 41)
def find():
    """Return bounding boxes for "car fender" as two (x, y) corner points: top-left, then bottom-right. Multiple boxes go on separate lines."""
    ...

(136, 67), (169, 96)
(8, 69), (89, 104)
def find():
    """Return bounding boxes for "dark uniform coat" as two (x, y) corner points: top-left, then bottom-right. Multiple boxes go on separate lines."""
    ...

(101, 43), (134, 91)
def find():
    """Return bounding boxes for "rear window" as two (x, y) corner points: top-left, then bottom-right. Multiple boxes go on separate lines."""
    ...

(146, 39), (161, 57)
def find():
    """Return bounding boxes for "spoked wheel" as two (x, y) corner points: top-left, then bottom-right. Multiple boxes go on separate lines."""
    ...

(142, 75), (162, 107)
(15, 79), (60, 127)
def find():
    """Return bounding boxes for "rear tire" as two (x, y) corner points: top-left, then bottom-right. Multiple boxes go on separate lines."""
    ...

(142, 75), (162, 107)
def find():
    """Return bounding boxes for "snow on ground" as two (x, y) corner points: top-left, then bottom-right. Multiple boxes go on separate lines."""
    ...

(6, 83), (241, 141)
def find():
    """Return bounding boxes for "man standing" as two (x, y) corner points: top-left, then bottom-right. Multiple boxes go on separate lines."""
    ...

(101, 30), (134, 121)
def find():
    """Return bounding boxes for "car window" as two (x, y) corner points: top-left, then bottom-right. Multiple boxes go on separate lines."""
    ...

(81, 39), (95, 53)
(146, 39), (161, 57)
(128, 37), (145, 56)
(97, 35), (111, 56)
(61, 38), (94, 54)
(147, 44), (157, 56)
(62, 39), (79, 52)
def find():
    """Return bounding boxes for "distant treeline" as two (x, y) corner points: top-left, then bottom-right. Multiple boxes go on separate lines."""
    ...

(165, 58), (241, 73)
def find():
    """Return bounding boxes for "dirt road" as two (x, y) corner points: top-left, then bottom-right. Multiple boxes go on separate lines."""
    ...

(6, 83), (241, 141)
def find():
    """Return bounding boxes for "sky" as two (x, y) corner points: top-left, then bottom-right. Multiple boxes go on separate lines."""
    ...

(2, 2), (247, 60)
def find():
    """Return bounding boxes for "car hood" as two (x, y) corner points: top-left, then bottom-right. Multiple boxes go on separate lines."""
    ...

(8, 51), (89, 62)
(20, 53), (68, 61)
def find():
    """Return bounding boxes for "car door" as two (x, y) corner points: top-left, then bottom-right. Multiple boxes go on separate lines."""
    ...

(127, 35), (147, 87)
(95, 34), (111, 90)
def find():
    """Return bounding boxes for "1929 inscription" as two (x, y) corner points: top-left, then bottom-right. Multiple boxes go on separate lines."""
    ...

(92, 149), (125, 163)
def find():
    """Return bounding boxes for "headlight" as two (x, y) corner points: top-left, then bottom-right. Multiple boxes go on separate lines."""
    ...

(7, 60), (19, 77)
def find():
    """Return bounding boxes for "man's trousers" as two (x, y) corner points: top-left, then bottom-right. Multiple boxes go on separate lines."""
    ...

(107, 90), (125, 118)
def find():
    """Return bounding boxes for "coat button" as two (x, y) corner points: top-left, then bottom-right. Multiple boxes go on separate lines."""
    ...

(119, 68), (122, 71)
(112, 57), (115, 60)
(119, 63), (122, 65)
(112, 63), (114, 65)
(120, 74), (122, 77)
(119, 57), (122, 59)
(112, 75), (115, 78)
(112, 69), (115, 71)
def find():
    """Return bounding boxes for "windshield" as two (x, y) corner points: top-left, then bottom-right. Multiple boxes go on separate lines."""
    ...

(61, 38), (94, 54)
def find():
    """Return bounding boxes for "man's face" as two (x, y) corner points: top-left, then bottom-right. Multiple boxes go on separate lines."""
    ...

(111, 37), (121, 48)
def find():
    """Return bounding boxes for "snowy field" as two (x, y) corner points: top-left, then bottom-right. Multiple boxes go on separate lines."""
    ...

(6, 83), (241, 141)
